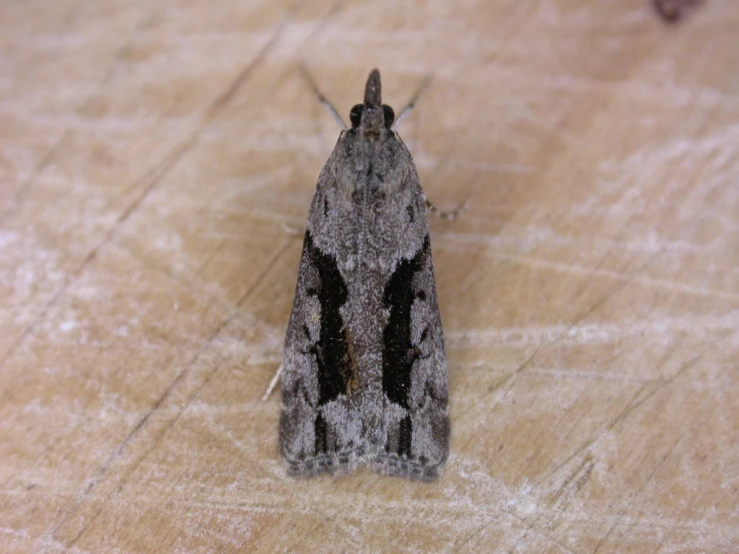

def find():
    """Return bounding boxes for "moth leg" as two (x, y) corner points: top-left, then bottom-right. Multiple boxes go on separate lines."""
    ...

(424, 195), (467, 221)
(298, 63), (348, 130)
(261, 363), (283, 402)
(280, 222), (305, 237)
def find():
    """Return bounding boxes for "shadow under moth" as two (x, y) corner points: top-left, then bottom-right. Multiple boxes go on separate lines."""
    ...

(279, 69), (449, 481)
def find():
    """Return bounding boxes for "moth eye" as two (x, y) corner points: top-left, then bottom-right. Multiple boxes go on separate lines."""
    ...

(416, 290), (427, 301)
(383, 104), (395, 127)
(349, 104), (364, 127)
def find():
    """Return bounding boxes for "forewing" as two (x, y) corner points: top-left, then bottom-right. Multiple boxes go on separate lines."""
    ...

(374, 232), (450, 480)
(279, 171), (382, 477)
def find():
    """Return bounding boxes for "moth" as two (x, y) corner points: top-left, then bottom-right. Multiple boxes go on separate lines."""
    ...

(278, 69), (450, 481)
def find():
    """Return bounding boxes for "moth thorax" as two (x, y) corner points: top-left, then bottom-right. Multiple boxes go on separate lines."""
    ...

(361, 106), (385, 140)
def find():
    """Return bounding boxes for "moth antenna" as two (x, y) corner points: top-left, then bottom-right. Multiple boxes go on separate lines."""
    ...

(298, 63), (348, 130)
(393, 73), (433, 129)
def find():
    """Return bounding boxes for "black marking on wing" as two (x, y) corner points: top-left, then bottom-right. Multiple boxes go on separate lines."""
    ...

(314, 412), (328, 455)
(382, 235), (431, 409)
(398, 415), (412, 458)
(303, 231), (350, 406)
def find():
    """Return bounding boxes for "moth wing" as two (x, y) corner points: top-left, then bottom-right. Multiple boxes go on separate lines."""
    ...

(279, 175), (382, 477)
(374, 231), (450, 481)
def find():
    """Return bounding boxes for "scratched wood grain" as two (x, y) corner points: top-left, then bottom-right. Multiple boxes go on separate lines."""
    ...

(1, 0), (737, 552)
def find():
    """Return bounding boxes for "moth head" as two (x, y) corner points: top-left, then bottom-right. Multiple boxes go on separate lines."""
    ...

(348, 69), (395, 138)
(349, 103), (395, 129)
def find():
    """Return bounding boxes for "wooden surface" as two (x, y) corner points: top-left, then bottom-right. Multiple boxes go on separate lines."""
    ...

(1, 0), (737, 552)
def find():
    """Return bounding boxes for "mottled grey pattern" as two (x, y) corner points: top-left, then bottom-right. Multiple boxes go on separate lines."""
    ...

(279, 69), (449, 481)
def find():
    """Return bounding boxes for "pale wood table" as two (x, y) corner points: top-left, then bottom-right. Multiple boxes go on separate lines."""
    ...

(1, 1), (737, 552)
